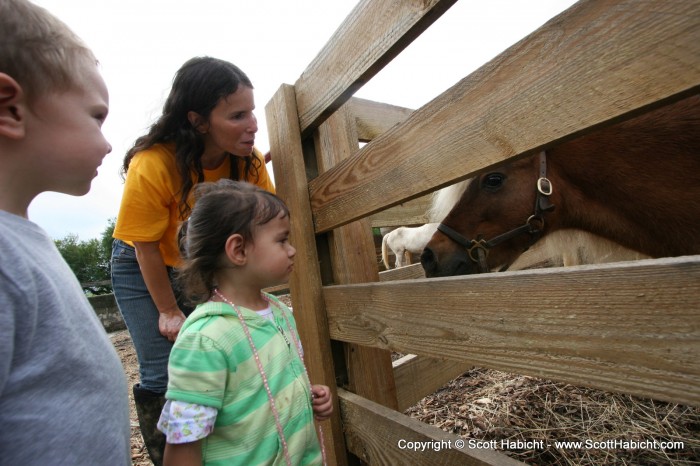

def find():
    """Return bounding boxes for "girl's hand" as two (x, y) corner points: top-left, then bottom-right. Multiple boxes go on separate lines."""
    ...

(164, 440), (202, 466)
(311, 384), (333, 421)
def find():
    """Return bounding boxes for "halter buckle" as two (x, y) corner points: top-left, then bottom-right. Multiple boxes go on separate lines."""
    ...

(467, 239), (489, 263)
(537, 177), (553, 195)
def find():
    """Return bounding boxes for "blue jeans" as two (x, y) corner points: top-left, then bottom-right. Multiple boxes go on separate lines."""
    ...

(111, 240), (192, 394)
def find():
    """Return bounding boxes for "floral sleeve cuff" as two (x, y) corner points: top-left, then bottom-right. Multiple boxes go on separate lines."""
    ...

(157, 399), (218, 444)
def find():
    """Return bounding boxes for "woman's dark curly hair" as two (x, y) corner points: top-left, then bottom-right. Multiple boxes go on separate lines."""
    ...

(121, 56), (262, 219)
(177, 179), (289, 305)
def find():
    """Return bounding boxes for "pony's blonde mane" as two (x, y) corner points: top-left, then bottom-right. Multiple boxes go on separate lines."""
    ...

(428, 180), (471, 223)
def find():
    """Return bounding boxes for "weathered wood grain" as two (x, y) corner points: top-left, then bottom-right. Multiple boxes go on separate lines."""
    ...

(265, 1), (700, 463)
(339, 388), (524, 465)
(295, 0), (457, 136)
(309, 0), (700, 232)
(316, 102), (399, 410)
(265, 84), (347, 465)
(325, 256), (700, 407)
(369, 195), (433, 228)
(378, 263), (426, 282)
(349, 97), (414, 142)
(347, 97), (432, 229)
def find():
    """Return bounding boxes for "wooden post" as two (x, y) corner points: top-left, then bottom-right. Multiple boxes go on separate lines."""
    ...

(314, 102), (399, 410)
(266, 84), (347, 465)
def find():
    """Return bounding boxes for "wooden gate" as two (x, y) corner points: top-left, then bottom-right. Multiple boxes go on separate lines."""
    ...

(264, 1), (700, 464)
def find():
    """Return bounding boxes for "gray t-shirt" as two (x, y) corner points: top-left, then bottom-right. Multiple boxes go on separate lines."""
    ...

(0, 210), (130, 465)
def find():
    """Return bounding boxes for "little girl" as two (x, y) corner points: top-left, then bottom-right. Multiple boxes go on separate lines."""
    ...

(157, 180), (332, 465)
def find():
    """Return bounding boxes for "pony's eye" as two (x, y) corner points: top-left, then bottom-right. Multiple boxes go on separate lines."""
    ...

(482, 173), (505, 190)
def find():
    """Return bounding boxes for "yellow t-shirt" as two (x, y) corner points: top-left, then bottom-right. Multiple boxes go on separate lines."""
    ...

(113, 143), (275, 266)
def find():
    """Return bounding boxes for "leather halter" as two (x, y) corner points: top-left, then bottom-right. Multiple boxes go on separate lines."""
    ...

(437, 151), (555, 273)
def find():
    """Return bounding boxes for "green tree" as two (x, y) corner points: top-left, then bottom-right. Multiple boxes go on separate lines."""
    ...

(55, 217), (116, 295)
(100, 217), (116, 267)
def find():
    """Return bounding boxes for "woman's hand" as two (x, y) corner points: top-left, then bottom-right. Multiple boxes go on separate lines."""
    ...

(311, 384), (333, 421)
(159, 309), (187, 342)
(134, 240), (186, 342)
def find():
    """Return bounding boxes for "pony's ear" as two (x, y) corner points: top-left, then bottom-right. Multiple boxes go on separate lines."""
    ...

(0, 73), (26, 140)
(187, 111), (208, 134)
(224, 233), (247, 266)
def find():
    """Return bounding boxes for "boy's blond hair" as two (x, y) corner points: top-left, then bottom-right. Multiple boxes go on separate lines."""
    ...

(0, 0), (97, 105)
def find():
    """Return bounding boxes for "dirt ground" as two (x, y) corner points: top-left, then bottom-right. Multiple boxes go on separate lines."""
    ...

(110, 329), (152, 466)
(110, 295), (700, 466)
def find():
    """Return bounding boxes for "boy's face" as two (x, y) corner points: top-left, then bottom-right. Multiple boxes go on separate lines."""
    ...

(26, 61), (111, 196)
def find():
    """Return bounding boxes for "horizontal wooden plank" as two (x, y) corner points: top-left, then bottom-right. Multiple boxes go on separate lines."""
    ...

(262, 283), (289, 296)
(369, 194), (432, 228)
(309, 0), (700, 232)
(348, 97), (414, 142)
(339, 388), (523, 466)
(325, 256), (700, 406)
(379, 263), (426, 282)
(295, 0), (457, 136)
(393, 354), (472, 412)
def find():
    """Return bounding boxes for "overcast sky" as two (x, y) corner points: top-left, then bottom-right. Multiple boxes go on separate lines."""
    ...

(28, 0), (577, 240)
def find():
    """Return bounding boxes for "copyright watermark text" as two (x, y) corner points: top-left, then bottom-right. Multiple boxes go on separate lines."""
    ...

(396, 438), (684, 452)
(397, 439), (465, 451)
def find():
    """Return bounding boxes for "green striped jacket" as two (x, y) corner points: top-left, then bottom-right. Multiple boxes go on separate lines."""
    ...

(166, 294), (322, 465)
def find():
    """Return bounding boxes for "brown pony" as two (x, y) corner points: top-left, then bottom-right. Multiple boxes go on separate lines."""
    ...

(421, 94), (700, 277)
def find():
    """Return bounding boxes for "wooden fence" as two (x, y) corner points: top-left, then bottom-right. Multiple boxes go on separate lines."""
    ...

(264, 0), (700, 464)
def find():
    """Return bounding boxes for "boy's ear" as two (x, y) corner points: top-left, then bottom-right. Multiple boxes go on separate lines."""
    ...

(187, 111), (208, 134)
(224, 234), (247, 266)
(0, 73), (26, 139)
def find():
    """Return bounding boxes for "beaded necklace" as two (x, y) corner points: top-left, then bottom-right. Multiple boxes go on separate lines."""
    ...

(213, 289), (327, 466)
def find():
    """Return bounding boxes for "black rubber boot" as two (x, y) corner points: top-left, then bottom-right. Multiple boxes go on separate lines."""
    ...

(132, 383), (166, 466)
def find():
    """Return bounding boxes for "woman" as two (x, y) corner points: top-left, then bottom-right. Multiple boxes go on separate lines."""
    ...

(111, 56), (274, 466)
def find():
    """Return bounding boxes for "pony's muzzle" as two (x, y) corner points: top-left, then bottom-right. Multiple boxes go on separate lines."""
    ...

(421, 246), (473, 277)
(420, 247), (438, 277)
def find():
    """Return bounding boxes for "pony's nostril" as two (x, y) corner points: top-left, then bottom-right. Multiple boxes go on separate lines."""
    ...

(420, 248), (436, 271)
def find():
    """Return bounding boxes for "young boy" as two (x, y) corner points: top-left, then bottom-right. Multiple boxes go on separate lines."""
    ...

(0, 0), (131, 464)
